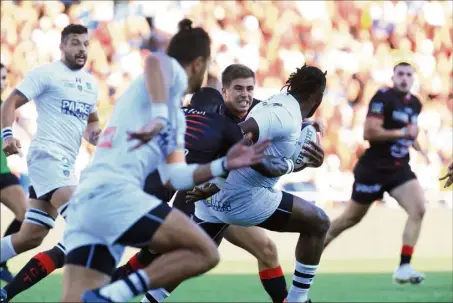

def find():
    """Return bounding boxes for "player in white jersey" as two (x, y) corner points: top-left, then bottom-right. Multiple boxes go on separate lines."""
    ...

(60, 19), (269, 303)
(0, 24), (100, 302)
(192, 65), (330, 303)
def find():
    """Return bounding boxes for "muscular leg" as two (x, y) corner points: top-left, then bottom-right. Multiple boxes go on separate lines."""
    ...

(90, 208), (219, 302)
(0, 184), (27, 281)
(390, 179), (426, 284)
(260, 194), (331, 302)
(324, 200), (372, 248)
(224, 226), (287, 303)
(1, 186), (75, 301)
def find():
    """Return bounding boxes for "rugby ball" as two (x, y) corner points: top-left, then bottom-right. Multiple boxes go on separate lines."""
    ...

(291, 122), (319, 171)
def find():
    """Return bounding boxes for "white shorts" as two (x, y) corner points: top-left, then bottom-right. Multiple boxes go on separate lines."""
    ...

(64, 180), (163, 265)
(194, 186), (282, 227)
(27, 147), (78, 198)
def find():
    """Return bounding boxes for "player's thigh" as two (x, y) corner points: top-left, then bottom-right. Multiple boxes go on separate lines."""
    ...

(224, 226), (274, 259)
(257, 192), (330, 234)
(337, 199), (372, 223)
(50, 185), (77, 211)
(116, 203), (219, 255)
(0, 182), (28, 220)
(20, 198), (58, 238)
(62, 263), (111, 302)
(390, 177), (425, 218)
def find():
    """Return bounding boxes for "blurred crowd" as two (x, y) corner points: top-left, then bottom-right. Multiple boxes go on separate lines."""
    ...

(1, 0), (452, 205)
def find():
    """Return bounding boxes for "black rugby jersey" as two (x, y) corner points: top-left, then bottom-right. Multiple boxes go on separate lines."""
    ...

(358, 87), (422, 170)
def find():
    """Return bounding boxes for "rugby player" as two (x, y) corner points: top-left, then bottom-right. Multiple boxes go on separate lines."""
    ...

(182, 64), (330, 303)
(115, 64), (319, 303)
(324, 62), (427, 284)
(0, 63), (28, 283)
(0, 24), (101, 302)
(60, 19), (270, 303)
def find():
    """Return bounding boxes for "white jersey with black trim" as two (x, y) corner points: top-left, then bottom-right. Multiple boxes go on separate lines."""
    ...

(224, 92), (302, 189)
(79, 53), (188, 189)
(16, 60), (99, 162)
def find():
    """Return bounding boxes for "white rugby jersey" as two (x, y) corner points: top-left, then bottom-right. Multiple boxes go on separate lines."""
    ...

(79, 53), (188, 188)
(224, 92), (302, 188)
(16, 60), (98, 162)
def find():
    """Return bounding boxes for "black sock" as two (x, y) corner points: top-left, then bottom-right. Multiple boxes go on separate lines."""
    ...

(4, 245), (65, 300)
(111, 248), (159, 281)
(0, 219), (22, 268)
(259, 266), (288, 303)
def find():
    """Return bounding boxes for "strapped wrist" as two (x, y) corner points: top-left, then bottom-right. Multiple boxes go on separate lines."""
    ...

(1, 127), (13, 140)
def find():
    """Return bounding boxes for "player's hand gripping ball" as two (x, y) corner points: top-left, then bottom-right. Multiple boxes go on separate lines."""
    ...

(291, 122), (324, 171)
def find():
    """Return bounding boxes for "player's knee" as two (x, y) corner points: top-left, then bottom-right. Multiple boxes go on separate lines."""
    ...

(314, 207), (331, 235)
(20, 231), (46, 250)
(199, 239), (220, 270)
(408, 205), (425, 221)
(258, 238), (278, 268)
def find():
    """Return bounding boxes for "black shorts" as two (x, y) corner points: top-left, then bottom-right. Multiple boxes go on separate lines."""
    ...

(172, 190), (194, 217)
(192, 191), (294, 245)
(65, 203), (172, 276)
(351, 163), (417, 204)
(143, 171), (176, 202)
(0, 173), (20, 191)
(28, 185), (58, 202)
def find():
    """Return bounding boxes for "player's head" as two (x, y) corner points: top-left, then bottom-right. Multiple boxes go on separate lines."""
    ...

(60, 24), (89, 70)
(167, 19), (211, 94)
(282, 64), (327, 118)
(1, 63), (6, 94)
(190, 87), (225, 113)
(221, 64), (255, 116)
(392, 62), (414, 93)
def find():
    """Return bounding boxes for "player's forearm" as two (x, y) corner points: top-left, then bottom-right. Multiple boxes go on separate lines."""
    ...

(144, 55), (170, 119)
(412, 139), (421, 151)
(83, 122), (100, 145)
(163, 158), (228, 191)
(363, 127), (404, 141)
(252, 156), (294, 177)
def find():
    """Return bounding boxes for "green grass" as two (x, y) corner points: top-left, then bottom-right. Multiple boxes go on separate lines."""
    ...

(2, 259), (452, 302)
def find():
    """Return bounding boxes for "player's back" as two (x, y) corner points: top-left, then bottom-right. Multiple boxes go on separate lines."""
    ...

(80, 54), (188, 188)
(16, 60), (98, 161)
(224, 92), (302, 189)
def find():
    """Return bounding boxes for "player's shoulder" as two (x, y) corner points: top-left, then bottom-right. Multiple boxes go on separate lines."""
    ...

(374, 86), (392, 97)
(409, 92), (423, 106)
(26, 61), (56, 77)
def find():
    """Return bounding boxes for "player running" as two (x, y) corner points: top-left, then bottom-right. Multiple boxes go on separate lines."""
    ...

(115, 64), (318, 303)
(0, 63), (28, 283)
(0, 24), (101, 302)
(324, 62), (427, 285)
(60, 19), (269, 303)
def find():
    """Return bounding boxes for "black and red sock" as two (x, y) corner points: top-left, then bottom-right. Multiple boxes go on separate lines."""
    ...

(259, 266), (288, 303)
(400, 245), (414, 265)
(0, 219), (22, 268)
(4, 245), (64, 300)
(111, 248), (158, 281)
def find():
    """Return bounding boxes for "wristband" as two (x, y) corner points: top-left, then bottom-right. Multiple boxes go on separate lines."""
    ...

(1, 127), (13, 140)
(284, 158), (294, 174)
(150, 103), (169, 121)
(210, 157), (228, 177)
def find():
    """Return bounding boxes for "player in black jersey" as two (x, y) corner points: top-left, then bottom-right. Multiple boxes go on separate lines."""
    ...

(113, 64), (306, 303)
(324, 62), (427, 284)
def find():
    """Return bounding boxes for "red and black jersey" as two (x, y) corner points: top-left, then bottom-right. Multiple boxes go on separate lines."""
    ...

(359, 87), (422, 170)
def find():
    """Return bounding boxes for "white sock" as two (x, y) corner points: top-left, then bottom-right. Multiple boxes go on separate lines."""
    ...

(141, 288), (170, 303)
(0, 235), (17, 263)
(286, 261), (318, 302)
(100, 269), (150, 302)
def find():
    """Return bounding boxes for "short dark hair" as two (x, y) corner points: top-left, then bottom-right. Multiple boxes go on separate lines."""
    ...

(282, 64), (327, 100)
(221, 64), (255, 88)
(0, 63), (4, 69)
(167, 19), (211, 66)
(393, 61), (413, 71)
(61, 24), (88, 43)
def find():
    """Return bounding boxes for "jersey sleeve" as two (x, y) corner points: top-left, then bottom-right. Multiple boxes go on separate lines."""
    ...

(16, 67), (48, 102)
(366, 89), (387, 119)
(249, 105), (294, 140)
